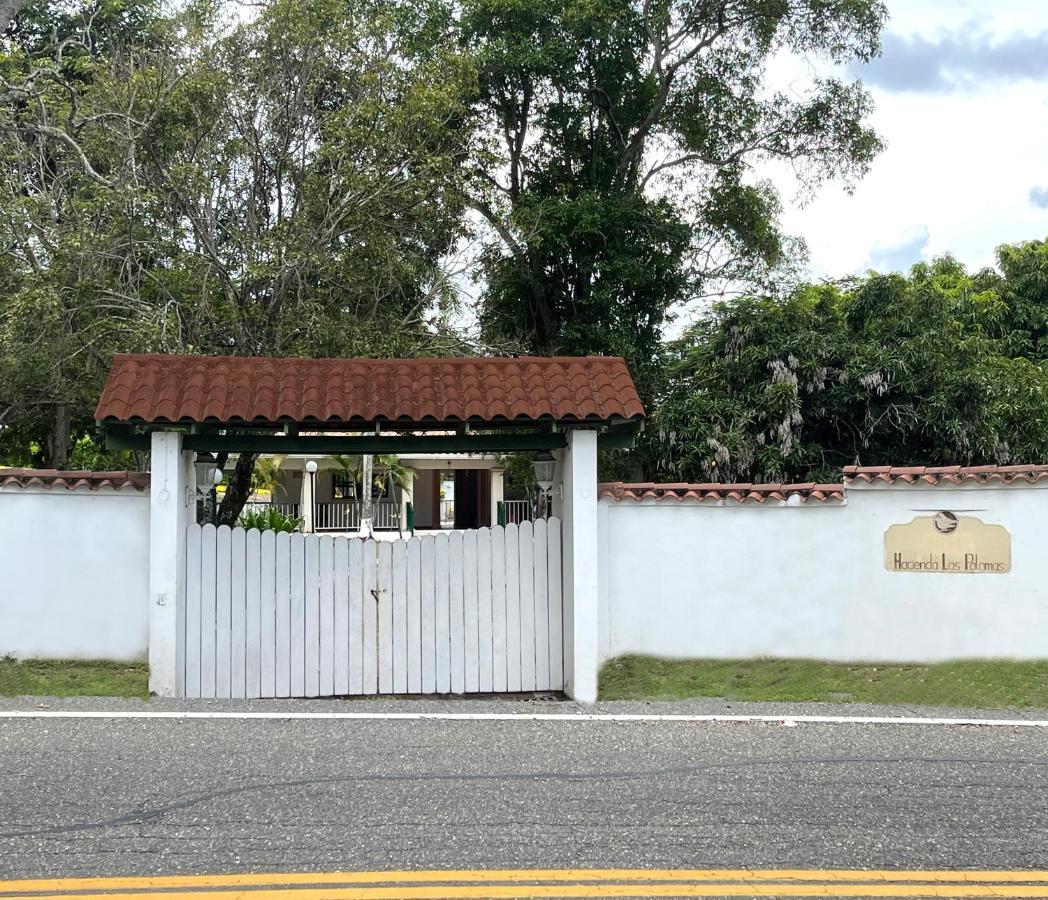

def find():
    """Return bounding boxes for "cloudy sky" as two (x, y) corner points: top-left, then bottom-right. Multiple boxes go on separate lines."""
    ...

(775, 0), (1048, 279)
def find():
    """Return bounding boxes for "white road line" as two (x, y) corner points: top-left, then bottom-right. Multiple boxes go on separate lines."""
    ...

(0, 710), (1045, 727)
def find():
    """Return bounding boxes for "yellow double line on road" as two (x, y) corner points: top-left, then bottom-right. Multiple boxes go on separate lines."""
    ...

(5, 870), (1048, 898)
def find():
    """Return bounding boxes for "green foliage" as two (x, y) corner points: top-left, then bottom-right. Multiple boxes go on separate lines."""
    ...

(237, 506), (303, 533)
(0, 0), (476, 468)
(333, 454), (413, 495)
(500, 452), (539, 500)
(67, 435), (138, 472)
(251, 456), (286, 494)
(653, 241), (1048, 483)
(465, 0), (887, 400)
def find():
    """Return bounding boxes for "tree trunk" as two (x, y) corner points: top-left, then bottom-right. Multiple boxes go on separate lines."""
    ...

(51, 404), (70, 469)
(215, 452), (258, 526)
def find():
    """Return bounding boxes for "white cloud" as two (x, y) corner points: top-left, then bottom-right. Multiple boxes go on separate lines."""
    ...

(865, 225), (930, 273)
(769, 1), (1048, 281)
(854, 30), (1048, 93)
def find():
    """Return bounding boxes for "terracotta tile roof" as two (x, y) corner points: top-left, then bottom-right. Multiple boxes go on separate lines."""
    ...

(95, 354), (645, 427)
(0, 469), (150, 492)
(598, 481), (845, 504)
(843, 464), (1048, 485)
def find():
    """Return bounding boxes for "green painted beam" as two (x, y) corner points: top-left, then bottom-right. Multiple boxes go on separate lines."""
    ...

(103, 419), (640, 453)
(596, 431), (639, 449)
(178, 432), (570, 454)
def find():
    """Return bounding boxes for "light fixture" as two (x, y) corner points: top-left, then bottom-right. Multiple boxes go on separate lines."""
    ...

(305, 459), (318, 475)
(194, 453), (220, 494)
(532, 450), (557, 495)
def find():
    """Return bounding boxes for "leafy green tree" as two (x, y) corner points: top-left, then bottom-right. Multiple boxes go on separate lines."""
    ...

(653, 245), (1048, 483)
(0, 0), (475, 519)
(463, 0), (887, 401)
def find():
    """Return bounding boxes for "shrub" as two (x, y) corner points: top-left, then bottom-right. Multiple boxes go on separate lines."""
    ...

(237, 507), (303, 533)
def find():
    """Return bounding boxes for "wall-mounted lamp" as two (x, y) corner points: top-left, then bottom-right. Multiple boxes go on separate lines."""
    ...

(193, 452), (223, 495)
(532, 450), (559, 497)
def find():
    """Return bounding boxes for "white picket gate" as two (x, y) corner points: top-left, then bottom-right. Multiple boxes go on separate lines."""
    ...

(180, 519), (563, 698)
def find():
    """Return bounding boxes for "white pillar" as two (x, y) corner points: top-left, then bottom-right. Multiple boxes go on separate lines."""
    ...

(148, 431), (194, 698)
(490, 468), (504, 526)
(300, 469), (314, 533)
(561, 429), (599, 703)
(401, 473), (414, 533)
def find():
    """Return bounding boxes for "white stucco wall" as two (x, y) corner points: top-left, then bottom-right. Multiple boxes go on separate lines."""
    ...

(599, 482), (1048, 664)
(0, 487), (150, 660)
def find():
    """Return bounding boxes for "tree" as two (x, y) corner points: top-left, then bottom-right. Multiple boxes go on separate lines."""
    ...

(652, 244), (1048, 483)
(463, 0), (887, 402)
(0, 0), (476, 516)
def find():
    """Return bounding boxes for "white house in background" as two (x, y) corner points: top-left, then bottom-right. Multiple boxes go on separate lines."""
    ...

(256, 452), (510, 533)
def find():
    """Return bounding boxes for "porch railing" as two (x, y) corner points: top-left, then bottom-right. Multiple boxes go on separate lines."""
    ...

(315, 499), (401, 531)
(502, 498), (552, 525)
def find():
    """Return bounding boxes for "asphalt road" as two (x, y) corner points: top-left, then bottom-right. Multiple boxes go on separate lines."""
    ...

(2, 700), (1048, 880)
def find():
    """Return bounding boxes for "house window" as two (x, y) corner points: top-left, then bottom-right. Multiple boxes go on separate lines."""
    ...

(332, 472), (356, 500)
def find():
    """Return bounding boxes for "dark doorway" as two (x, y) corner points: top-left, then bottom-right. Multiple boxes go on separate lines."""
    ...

(454, 470), (480, 529)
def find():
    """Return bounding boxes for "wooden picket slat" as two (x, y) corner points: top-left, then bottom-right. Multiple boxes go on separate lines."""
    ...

(434, 533), (451, 693)
(274, 531), (292, 698)
(504, 523), (521, 692)
(260, 530), (277, 698)
(406, 537), (423, 693)
(288, 534), (306, 697)
(476, 528), (493, 692)
(199, 523), (218, 699)
(420, 535), (436, 693)
(361, 539), (378, 694)
(348, 538), (364, 695)
(318, 536), (335, 697)
(182, 518), (564, 699)
(532, 518), (550, 691)
(244, 528), (262, 699)
(184, 524), (202, 698)
(377, 541), (394, 694)
(214, 526), (232, 699)
(229, 527), (247, 699)
(517, 520), (535, 692)
(333, 538), (350, 695)
(303, 534), (321, 697)
(449, 532), (465, 695)
(490, 525), (507, 692)
(547, 517), (564, 690)
(392, 540), (408, 693)
(462, 530), (479, 693)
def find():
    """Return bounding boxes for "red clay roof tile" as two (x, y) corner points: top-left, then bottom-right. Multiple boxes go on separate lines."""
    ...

(597, 482), (846, 504)
(842, 465), (1048, 485)
(0, 469), (150, 492)
(94, 354), (645, 427)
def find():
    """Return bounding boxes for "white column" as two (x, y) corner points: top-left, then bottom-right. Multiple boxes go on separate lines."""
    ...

(561, 429), (599, 703)
(490, 468), (504, 526)
(401, 473), (414, 533)
(148, 431), (194, 697)
(300, 470), (314, 533)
